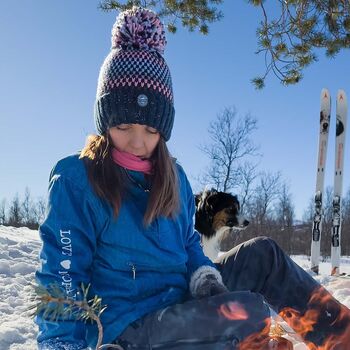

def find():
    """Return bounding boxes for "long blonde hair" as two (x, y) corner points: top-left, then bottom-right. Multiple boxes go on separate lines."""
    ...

(80, 134), (179, 226)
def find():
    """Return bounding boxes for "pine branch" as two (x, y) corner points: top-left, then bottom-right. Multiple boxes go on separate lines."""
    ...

(96, 1), (350, 88)
(98, 0), (223, 34)
(29, 282), (123, 350)
(251, 0), (350, 88)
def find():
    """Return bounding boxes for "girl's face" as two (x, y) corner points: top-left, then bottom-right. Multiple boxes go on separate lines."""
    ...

(109, 123), (161, 159)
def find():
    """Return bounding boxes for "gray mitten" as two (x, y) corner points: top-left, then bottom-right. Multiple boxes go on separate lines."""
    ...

(190, 266), (228, 299)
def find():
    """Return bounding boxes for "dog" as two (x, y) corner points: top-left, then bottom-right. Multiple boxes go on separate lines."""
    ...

(195, 188), (249, 262)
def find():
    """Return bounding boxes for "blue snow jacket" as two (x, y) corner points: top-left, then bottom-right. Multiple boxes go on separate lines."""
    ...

(35, 154), (215, 349)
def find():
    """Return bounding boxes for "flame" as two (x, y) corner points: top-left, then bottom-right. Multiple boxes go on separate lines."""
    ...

(238, 323), (294, 350)
(218, 301), (249, 320)
(217, 287), (350, 349)
(218, 301), (294, 349)
(279, 286), (350, 350)
(278, 306), (317, 338)
(262, 336), (293, 350)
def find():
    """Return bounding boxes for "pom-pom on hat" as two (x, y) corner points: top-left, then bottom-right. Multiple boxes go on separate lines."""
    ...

(94, 6), (175, 141)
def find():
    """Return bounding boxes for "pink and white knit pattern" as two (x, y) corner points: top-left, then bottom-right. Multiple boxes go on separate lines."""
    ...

(96, 49), (173, 101)
(112, 6), (166, 54)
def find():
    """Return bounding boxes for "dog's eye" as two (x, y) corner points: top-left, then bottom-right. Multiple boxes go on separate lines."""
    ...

(233, 204), (240, 212)
(226, 206), (238, 213)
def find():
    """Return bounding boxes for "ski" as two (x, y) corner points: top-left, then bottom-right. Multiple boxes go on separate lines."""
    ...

(331, 90), (347, 276)
(311, 88), (331, 274)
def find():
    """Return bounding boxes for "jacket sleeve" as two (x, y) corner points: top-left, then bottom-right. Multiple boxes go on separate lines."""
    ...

(35, 172), (102, 349)
(182, 174), (217, 282)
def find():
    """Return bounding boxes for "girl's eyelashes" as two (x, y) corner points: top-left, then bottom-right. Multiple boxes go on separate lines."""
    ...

(116, 125), (131, 131)
(146, 128), (159, 134)
(115, 125), (158, 134)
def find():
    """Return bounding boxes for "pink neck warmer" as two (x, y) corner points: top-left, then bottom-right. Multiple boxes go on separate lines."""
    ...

(111, 148), (153, 175)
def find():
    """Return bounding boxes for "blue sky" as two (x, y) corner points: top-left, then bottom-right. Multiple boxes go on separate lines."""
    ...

(1, 1), (349, 220)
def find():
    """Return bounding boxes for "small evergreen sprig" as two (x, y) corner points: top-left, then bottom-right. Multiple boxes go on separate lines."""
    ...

(29, 282), (124, 350)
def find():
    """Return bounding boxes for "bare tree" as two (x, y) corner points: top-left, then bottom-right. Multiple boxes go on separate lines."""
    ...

(236, 162), (258, 215)
(342, 188), (350, 225)
(0, 199), (6, 225)
(8, 194), (23, 227)
(248, 171), (282, 225)
(200, 106), (259, 193)
(21, 187), (38, 229)
(35, 196), (47, 226)
(0, 189), (47, 229)
(274, 182), (295, 254)
(275, 183), (295, 229)
(302, 196), (315, 224)
(323, 186), (334, 225)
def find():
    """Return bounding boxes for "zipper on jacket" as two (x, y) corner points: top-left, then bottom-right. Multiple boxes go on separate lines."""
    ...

(128, 262), (136, 280)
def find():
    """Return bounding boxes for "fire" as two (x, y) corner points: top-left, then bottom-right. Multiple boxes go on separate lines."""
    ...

(217, 286), (350, 349)
(279, 286), (350, 350)
(263, 336), (293, 350)
(237, 320), (296, 350)
(278, 307), (317, 338)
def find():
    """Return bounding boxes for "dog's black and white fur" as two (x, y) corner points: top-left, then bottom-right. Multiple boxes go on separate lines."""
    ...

(195, 188), (249, 262)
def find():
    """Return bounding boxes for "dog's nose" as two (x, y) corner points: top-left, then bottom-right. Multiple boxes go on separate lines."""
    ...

(227, 220), (235, 227)
(243, 219), (249, 227)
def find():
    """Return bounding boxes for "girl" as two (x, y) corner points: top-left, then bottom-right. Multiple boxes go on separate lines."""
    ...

(36, 7), (350, 350)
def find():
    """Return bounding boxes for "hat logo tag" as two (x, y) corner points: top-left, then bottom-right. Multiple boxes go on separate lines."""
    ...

(137, 94), (148, 107)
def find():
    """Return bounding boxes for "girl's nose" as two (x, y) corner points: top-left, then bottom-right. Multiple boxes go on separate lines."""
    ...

(129, 131), (145, 150)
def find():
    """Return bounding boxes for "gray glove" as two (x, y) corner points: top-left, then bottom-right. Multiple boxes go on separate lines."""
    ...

(195, 273), (229, 298)
(190, 266), (228, 299)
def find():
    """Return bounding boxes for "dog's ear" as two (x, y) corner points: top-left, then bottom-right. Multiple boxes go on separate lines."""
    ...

(194, 193), (202, 207)
(206, 192), (220, 212)
(226, 194), (240, 212)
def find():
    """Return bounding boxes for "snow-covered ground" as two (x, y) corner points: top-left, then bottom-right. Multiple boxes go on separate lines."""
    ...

(0, 225), (349, 350)
(0, 226), (42, 350)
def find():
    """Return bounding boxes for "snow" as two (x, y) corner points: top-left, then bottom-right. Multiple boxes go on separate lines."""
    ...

(0, 225), (350, 350)
(0, 226), (41, 350)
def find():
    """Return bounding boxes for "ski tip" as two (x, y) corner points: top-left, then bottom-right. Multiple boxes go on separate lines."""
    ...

(337, 89), (347, 101)
(321, 88), (330, 99)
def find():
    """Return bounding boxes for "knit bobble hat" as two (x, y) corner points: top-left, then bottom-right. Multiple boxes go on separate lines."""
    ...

(94, 6), (175, 141)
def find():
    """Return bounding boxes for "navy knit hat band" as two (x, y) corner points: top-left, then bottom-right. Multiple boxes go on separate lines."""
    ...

(95, 86), (175, 141)
(94, 7), (175, 141)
